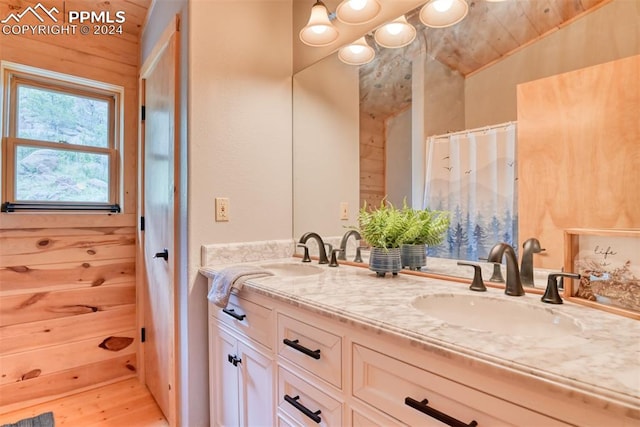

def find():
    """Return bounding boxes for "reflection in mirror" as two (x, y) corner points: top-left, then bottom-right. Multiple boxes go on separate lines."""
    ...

(293, 0), (639, 282)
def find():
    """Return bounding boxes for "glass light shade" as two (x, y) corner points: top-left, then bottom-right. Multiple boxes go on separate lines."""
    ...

(336, 0), (382, 25)
(374, 15), (416, 49)
(299, 1), (340, 47)
(338, 37), (375, 65)
(419, 0), (469, 28)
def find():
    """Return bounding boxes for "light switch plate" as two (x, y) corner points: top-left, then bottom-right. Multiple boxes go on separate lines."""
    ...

(215, 197), (229, 222)
(340, 202), (349, 220)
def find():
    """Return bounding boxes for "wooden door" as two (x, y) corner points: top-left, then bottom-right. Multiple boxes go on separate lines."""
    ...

(140, 17), (179, 426)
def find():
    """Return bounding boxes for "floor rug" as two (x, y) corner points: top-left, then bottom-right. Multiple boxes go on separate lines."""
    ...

(1, 412), (54, 427)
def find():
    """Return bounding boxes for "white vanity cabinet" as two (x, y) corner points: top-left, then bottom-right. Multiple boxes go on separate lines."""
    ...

(207, 283), (636, 427)
(351, 343), (567, 426)
(208, 293), (276, 427)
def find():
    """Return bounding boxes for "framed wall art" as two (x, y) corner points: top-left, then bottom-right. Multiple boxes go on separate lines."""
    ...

(564, 228), (640, 319)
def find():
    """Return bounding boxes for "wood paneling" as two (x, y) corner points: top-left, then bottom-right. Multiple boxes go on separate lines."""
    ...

(0, 0), (148, 412)
(360, 111), (386, 209)
(0, 358), (138, 412)
(517, 55), (640, 269)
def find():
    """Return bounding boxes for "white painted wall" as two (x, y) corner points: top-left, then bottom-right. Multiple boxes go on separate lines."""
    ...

(465, 0), (640, 128)
(188, 1), (292, 421)
(143, 1), (292, 425)
(293, 53), (360, 239)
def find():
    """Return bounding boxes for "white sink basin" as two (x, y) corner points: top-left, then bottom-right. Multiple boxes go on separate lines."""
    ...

(411, 293), (582, 337)
(259, 262), (324, 277)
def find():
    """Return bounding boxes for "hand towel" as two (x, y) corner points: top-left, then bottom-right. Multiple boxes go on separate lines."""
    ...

(207, 265), (273, 308)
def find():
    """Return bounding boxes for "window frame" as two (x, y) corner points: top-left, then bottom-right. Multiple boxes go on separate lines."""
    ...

(1, 61), (123, 212)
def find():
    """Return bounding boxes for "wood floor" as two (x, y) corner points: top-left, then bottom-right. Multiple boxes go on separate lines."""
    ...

(0, 378), (168, 426)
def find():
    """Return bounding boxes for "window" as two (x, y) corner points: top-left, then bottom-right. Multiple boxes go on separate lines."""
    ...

(1, 63), (122, 212)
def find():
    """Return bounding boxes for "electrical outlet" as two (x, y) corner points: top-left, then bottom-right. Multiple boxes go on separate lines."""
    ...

(340, 202), (349, 220)
(215, 197), (229, 222)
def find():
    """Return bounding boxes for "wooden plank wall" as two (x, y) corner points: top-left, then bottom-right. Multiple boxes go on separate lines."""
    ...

(0, 0), (144, 411)
(359, 111), (386, 209)
(517, 55), (640, 270)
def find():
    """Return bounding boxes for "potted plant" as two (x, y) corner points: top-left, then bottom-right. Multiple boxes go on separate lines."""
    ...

(357, 201), (405, 277)
(399, 204), (450, 270)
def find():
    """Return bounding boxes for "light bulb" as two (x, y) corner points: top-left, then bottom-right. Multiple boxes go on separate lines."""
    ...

(300, 1), (339, 46)
(336, 0), (381, 25)
(311, 25), (328, 34)
(386, 23), (403, 35)
(433, 0), (454, 12)
(348, 0), (367, 11)
(338, 36), (375, 65)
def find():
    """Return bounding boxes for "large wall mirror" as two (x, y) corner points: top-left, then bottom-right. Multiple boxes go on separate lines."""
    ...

(293, 0), (639, 278)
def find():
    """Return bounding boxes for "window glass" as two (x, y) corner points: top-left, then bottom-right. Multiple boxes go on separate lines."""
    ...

(15, 145), (110, 203)
(17, 84), (110, 148)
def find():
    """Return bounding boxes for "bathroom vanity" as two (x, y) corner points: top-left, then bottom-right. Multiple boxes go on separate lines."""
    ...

(200, 257), (639, 427)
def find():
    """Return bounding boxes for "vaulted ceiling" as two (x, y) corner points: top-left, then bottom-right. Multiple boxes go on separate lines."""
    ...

(360, 0), (610, 119)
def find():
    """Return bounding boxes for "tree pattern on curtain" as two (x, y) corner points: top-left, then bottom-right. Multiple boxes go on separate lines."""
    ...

(423, 122), (518, 262)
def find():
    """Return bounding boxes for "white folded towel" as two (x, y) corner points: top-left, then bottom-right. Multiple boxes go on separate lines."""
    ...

(208, 265), (273, 308)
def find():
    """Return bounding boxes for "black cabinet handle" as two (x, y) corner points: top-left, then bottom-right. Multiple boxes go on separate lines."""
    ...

(283, 338), (321, 360)
(284, 394), (321, 424)
(227, 354), (241, 366)
(405, 397), (478, 427)
(222, 308), (246, 321)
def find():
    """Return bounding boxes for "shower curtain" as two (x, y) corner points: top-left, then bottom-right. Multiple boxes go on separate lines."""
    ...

(423, 122), (517, 262)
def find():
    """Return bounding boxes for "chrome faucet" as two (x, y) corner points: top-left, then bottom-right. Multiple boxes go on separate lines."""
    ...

(338, 230), (363, 262)
(487, 242), (525, 296)
(520, 238), (545, 287)
(298, 232), (329, 264)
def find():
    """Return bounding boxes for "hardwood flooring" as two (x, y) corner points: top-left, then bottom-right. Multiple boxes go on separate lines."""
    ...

(0, 378), (168, 426)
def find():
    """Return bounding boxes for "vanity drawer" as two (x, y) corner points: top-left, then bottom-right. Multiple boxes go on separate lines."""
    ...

(352, 344), (568, 427)
(277, 313), (342, 388)
(278, 366), (343, 427)
(213, 293), (274, 349)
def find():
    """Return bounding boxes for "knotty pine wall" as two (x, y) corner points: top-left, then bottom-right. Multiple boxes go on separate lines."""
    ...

(0, 0), (143, 411)
(359, 111), (385, 209)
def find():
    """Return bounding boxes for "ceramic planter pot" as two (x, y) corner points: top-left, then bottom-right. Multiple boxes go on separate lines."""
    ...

(401, 244), (427, 271)
(369, 247), (402, 277)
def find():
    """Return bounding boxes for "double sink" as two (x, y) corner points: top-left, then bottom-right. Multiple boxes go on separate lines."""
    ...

(256, 261), (582, 338)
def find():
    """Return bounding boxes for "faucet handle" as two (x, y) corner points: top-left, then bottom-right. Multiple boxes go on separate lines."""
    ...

(297, 244), (311, 263)
(480, 257), (504, 283)
(329, 249), (344, 267)
(458, 261), (487, 292)
(542, 272), (580, 304)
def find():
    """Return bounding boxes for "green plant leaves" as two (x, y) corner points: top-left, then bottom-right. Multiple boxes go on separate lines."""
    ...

(357, 199), (450, 249)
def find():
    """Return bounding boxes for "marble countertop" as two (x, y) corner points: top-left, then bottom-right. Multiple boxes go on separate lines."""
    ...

(200, 257), (640, 416)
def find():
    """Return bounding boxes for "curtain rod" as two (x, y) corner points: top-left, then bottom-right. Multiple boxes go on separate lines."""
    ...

(428, 121), (517, 140)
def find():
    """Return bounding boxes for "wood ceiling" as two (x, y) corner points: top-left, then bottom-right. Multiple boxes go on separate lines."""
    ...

(360, 0), (610, 119)
(0, 0), (151, 39)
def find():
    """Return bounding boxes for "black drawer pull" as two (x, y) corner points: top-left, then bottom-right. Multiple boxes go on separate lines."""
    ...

(283, 338), (321, 360)
(405, 397), (478, 427)
(222, 308), (246, 321)
(284, 394), (321, 424)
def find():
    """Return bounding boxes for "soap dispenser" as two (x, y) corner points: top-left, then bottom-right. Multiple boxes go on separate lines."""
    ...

(542, 272), (580, 304)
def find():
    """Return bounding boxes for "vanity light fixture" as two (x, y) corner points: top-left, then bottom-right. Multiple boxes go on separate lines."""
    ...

(299, 0), (340, 47)
(336, 0), (382, 25)
(419, 0), (469, 28)
(338, 36), (376, 65)
(374, 15), (416, 49)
